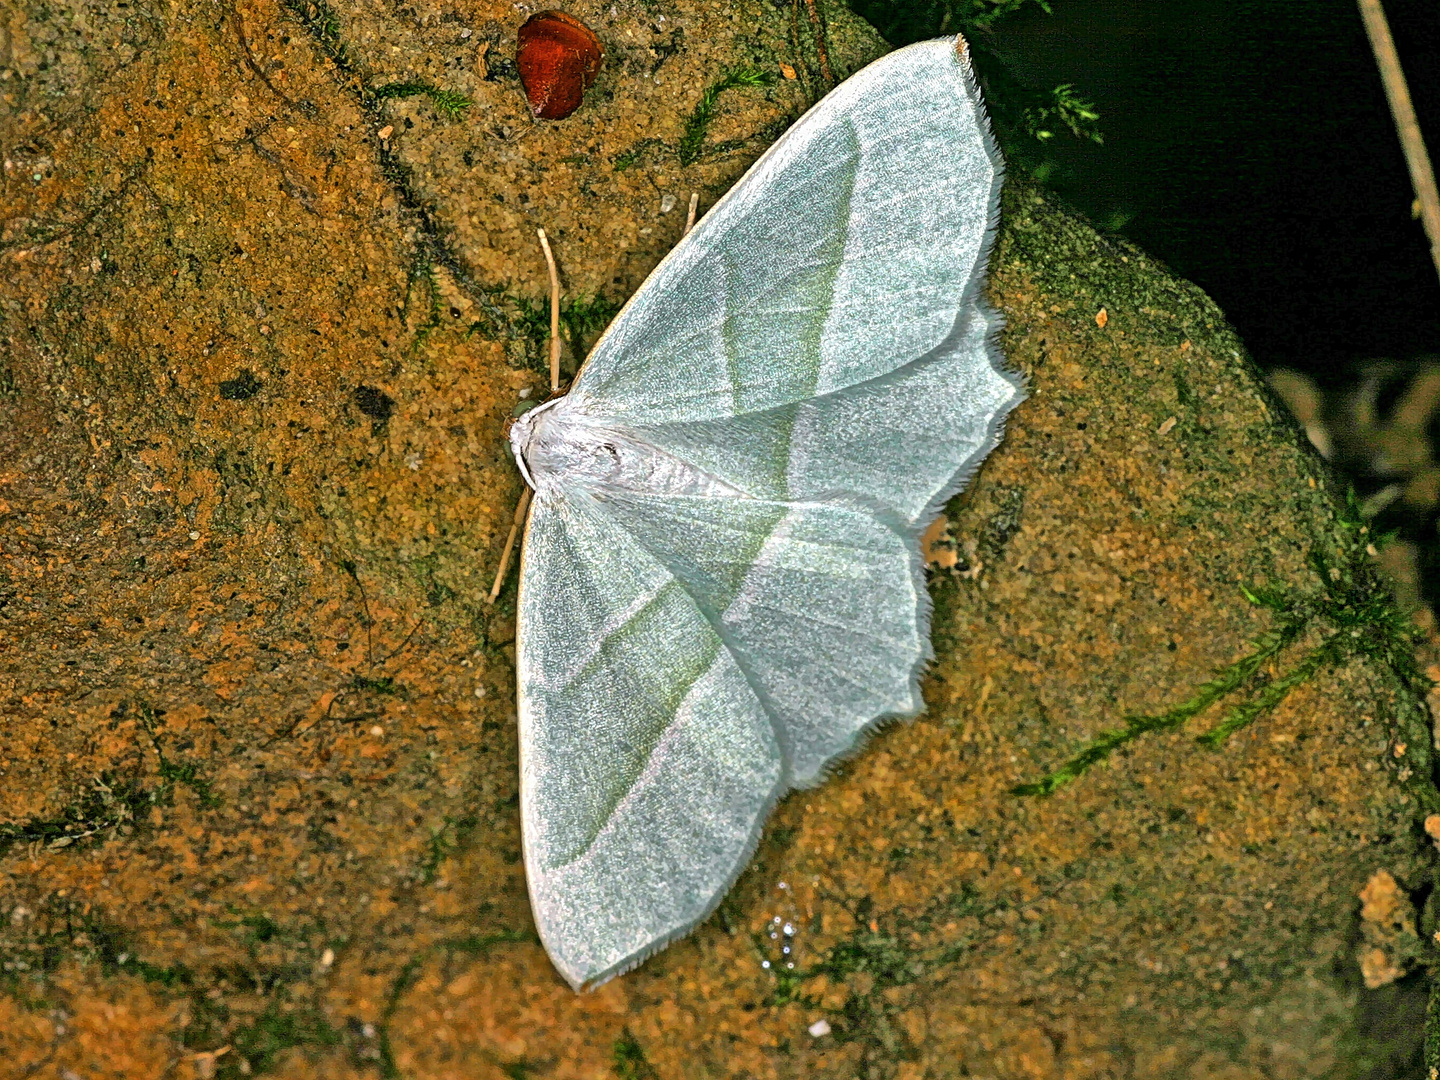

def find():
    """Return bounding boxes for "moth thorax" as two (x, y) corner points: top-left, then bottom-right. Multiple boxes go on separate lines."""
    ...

(511, 402), (740, 499)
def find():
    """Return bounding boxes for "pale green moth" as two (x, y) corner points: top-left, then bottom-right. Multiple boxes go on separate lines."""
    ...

(508, 36), (1023, 990)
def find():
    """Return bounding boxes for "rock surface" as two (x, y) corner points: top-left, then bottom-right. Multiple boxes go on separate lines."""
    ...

(2, 0), (1438, 1076)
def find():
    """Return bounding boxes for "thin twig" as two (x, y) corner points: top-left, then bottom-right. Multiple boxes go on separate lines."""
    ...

(230, 6), (302, 112)
(0, 168), (144, 254)
(342, 561), (376, 667)
(487, 488), (532, 604)
(1357, 0), (1440, 286)
(802, 0), (835, 86)
(788, 0), (815, 102)
(249, 135), (319, 214)
(265, 695), (382, 747)
(376, 618), (424, 667)
(261, 693), (343, 747)
(537, 228), (562, 392)
(683, 192), (699, 237)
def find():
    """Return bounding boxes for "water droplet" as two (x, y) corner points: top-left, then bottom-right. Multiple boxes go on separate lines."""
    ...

(783, 923), (795, 936)
(761, 960), (771, 969)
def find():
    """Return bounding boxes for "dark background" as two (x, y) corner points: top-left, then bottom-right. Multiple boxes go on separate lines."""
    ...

(851, 0), (1440, 383)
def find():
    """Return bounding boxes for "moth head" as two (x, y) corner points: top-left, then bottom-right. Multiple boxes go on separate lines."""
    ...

(508, 398), (554, 489)
(509, 398), (623, 492)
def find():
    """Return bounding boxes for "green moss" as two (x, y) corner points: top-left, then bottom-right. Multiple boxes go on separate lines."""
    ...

(754, 888), (1003, 1067)
(280, 0), (359, 76)
(511, 292), (623, 376)
(1021, 82), (1102, 145)
(1016, 491), (1439, 808)
(216, 911), (283, 945)
(402, 260), (445, 350)
(416, 815), (477, 885)
(410, 550), (457, 606)
(0, 694), (223, 855)
(1011, 618), (1301, 796)
(611, 65), (786, 170)
(610, 138), (668, 172)
(283, 0), (509, 347)
(1174, 370), (1195, 408)
(2, 897), (172, 992)
(352, 673), (397, 694)
(678, 67), (778, 166)
(0, 898), (346, 1076)
(232, 1000), (342, 1074)
(562, 294), (625, 349)
(0, 772), (153, 856)
(612, 1029), (661, 1080)
(157, 758), (221, 809)
(137, 700), (222, 809)
(371, 80), (472, 119)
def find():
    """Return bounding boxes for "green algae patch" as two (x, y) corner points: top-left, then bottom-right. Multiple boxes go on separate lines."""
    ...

(1016, 492), (1438, 801)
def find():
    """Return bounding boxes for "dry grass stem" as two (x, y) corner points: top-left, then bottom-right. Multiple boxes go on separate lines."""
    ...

(537, 227), (562, 392)
(488, 487), (533, 604)
(1357, 0), (1440, 285)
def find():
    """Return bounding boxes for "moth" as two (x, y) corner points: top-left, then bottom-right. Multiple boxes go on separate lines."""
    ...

(506, 36), (1023, 989)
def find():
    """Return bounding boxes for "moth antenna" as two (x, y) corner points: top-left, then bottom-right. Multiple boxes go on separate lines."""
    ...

(683, 192), (699, 237)
(488, 487), (533, 604)
(492, 230), (557, 606)
(537, 227), (563, 392)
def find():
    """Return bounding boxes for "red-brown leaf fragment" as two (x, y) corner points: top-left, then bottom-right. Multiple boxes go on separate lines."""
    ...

(516, 11), (604, 120)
